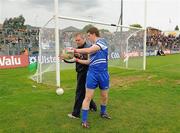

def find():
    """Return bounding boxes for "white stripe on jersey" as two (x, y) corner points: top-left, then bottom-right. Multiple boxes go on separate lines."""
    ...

(90, 59), (106, 65)
(90, 60), (107, 66)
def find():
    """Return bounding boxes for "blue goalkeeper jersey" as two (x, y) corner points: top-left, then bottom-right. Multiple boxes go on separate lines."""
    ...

(89, 38), (108, 72)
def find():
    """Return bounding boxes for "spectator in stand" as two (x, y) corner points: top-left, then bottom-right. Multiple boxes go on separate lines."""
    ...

(23, 48), (28, 56)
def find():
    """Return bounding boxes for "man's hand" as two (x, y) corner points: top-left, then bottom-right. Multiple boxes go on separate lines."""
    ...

(74, 53), (80, 58)
(63, 57), (78, 63)
(65, 47), (77, 53)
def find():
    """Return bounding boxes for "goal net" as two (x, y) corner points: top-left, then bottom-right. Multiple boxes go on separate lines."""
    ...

(58, 17), (145, 70)
(32, 17), (145, 86)
(30, 19), (57, 86)
(30, 18), (75, 86)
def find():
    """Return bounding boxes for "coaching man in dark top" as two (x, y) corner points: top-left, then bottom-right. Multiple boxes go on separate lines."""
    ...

(67, 33), (97, 119)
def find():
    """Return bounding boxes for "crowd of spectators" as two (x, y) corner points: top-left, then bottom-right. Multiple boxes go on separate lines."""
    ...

(0, 28), (39, 55)
(147, 33), (180, 50)
(1, 26), (180, 56)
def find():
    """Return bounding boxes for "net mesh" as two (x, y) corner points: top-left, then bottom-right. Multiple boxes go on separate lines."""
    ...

(32, 18), (145, 86)
(58, 18), (145, 70)
(30, 20), (56, 86)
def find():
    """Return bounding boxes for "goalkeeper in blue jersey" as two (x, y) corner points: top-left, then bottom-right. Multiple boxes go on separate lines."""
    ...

(73, 27), (111, 128)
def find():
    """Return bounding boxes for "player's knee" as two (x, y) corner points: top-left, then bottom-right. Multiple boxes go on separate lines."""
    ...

(84, 96), (92, 103)
(101, 94), (108, 100)
(101, 91), (108, 100)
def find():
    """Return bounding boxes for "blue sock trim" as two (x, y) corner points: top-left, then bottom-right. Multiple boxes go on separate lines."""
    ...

(100, 105), (106, 114)
(82, 109), (88, 123)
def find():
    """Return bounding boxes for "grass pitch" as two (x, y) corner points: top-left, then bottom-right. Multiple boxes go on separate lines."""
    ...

(0, 54), (180, 133)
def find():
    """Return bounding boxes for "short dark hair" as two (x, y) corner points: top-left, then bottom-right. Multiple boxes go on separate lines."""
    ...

(87, 27), (100, 37)
(74, 32), (85, 39)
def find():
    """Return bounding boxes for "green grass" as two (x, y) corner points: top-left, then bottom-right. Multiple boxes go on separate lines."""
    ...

(109, 56), (144, 69)
(0, 54), (180, 133)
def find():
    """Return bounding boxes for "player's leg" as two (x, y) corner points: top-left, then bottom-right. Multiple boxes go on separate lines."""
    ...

(99, 72), (111, 119)
(100, 90), (111, 119)
(81, 71), (97, 128)
(81, 88), (95, 128)
(100, 89), (108, 108)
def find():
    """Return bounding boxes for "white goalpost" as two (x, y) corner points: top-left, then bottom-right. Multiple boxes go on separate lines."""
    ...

(32, 0), (61, 88)
(32, 0), (147, 88)
(54, 0), (60, 88)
